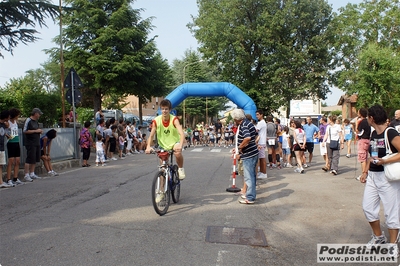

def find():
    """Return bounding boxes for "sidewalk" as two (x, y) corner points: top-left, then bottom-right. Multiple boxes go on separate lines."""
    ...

(245, 145), (399, 264)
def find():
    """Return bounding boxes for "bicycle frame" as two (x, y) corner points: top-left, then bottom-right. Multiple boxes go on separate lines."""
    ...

(156, 150), (177, 193)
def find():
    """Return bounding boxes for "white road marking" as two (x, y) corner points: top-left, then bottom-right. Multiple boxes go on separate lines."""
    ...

(216, 250), (229, 266)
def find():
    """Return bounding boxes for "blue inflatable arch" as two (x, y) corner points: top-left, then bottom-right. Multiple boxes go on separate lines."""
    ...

(165, 82), (257, 119)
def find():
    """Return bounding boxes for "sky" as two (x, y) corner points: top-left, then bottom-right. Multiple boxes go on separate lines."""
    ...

(0, 0), (362, 105)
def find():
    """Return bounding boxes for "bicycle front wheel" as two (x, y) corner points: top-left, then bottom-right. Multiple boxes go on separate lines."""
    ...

(152, 171), (170, 216)
(171, 165), (180, 203)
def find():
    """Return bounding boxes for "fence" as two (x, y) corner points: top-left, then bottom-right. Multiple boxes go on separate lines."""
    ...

(4, 126), (81, 168)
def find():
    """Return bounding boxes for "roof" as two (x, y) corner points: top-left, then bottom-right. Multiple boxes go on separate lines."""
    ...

(337, 94), (358, 105)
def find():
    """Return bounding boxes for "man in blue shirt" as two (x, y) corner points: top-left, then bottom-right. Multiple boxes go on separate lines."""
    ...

(302, 116), (319, 167)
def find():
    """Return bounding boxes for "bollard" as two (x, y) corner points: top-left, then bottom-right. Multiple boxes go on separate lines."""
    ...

(226, 153), (241, 193)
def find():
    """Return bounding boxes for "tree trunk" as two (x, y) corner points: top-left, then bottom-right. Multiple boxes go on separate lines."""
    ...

(138, 97), (143, 125)
(93, 89), (102, 113)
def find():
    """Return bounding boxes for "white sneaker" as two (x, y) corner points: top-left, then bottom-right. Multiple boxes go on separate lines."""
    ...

(366, 232), (387, 250)
(286, 163), (293, 168)
(257, 173), (268, 180)
(0, 182), (11, 188)
(388, 243), (399, 258)
(14, 179), (24, 185)
(24, 175), (33, 182)
(52, 170), (59, 176)
(30, 173), (41, 179)
(111, 157), (117, 161)
(155, 192), (165, 203)
(178, 168), (186, 180)
(7, 180), (15, 187)
(48, 171), (56, 177)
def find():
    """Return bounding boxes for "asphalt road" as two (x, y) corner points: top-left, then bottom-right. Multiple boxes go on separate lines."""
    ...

(0, 146), (398, 266)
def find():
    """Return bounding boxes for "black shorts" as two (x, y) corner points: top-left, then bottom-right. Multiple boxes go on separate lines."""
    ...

(82, 147), (91, 160)
(7, 142), (21, 158)
(194, 136), (200, 141)
(26, 145), (41, 164)
(305, 142), (314, 153)
(293, 143), (306, 151)
(109, 138), (116, 152)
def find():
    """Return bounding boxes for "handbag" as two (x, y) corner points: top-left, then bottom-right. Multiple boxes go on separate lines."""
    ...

(329, 128), (339, 150)
(382, 127), (400, 181)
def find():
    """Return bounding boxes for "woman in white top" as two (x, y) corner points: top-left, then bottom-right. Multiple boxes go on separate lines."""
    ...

(292, 120), (306, 173)
(322, 115), (344, 175)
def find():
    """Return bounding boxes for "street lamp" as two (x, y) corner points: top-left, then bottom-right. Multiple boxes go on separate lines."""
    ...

(182, 59), (203, 128)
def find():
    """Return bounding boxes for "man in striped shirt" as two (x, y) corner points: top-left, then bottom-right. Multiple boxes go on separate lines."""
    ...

(232, 109), (259, 204)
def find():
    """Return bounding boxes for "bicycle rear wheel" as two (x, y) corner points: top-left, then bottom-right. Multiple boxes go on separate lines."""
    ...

(151, 171), (170, 216)
(171, 165), (180, 203)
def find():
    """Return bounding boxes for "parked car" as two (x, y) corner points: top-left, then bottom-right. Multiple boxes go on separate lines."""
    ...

(102, 109), (123, 122)
(124, 113), (150, 127)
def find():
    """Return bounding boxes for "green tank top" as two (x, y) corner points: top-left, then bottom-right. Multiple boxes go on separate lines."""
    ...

(155, 114), (180, 150)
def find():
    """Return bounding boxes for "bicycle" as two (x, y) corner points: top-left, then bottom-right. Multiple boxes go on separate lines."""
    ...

(151, 149), (181, 216)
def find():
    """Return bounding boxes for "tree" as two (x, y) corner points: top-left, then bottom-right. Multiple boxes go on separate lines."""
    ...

(189, 0), (334, 114)
(0, 0), (58, 57)
(330, 0), (400, 111)
(353, 43), (400, 113)
(171, 50), (229, 126)
(61, 0), (171, 115)
(1, 71), (62, 125)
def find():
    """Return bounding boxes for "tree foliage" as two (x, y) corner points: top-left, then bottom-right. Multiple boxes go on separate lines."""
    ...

(20, 92), (61, 127)
(61, 0), (171, 112)
(189, 0), (334, 114)
(1, 71), (61, 126)
(171, 50), (229, 126)
(330, 0), (400, 111)
(0, 0), (59, 57)
(354, 43), (400, 112)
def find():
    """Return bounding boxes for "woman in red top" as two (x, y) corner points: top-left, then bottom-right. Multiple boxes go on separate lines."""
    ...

(80, 121), (93, 167)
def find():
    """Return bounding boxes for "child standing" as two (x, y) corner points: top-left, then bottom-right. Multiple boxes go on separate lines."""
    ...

(95, 135), (106, 166)
(118, 130), (126, 160)
(282, 126), (292, 168)
(208, 128), (215, 148)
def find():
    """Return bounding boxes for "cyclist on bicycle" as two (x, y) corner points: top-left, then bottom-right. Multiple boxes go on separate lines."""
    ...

(146, 99), (186, 179)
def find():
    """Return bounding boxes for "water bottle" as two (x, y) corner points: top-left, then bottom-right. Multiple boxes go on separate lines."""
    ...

(371, 140), (378, 158)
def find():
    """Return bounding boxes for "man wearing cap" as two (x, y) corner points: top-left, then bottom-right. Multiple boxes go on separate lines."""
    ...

(23, 108), (43, 182)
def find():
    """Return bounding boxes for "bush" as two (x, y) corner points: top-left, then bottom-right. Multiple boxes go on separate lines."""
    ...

(76, 107), (95, 126)
(21, 93), (61, 127)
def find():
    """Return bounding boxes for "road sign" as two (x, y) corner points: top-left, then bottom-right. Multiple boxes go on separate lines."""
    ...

(66, 89), (82, 105)
(64, 68), (83, 89)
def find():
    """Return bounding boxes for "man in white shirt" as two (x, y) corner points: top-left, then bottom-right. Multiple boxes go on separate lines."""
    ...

(255, 109), (267, 179)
